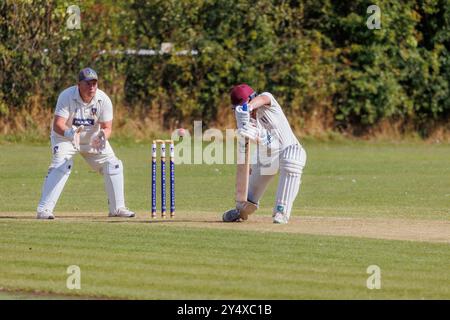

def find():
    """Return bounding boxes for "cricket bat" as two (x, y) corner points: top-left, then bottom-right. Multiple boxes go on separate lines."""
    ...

(235, 136), (250, 203)
(235, 104), (252, 216)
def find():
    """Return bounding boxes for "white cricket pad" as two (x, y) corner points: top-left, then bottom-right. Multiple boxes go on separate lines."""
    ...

(103, 158), (125, 214)
(37, 158), (73, 213)
(274, 145), (306, 221)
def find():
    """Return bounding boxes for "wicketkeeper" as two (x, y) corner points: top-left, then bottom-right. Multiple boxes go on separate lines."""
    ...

(36, 68), (135, 219)
(223, 84), (307, 224)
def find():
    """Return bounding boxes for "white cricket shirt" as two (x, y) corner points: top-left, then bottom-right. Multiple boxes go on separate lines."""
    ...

(256, 92), (300, 150)
(51, 85), (113, 145)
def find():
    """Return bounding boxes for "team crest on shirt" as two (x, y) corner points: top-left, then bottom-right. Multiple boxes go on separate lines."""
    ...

(91, 108), (97, 116)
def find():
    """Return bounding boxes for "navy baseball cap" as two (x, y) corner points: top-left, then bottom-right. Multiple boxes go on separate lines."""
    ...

(78, 68), (98, 82)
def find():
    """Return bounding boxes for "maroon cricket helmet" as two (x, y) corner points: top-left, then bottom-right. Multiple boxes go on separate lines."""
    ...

(230, 84), (255, 106)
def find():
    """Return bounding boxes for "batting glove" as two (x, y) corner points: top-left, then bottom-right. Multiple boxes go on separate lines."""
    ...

(237, 123), (258, 142)
(234, 105), (251, 130)
(237, 122), (273, 147)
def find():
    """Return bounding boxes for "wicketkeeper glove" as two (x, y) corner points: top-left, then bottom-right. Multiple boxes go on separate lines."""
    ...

(64, 125), (84, 151)
(90, 129), (106, 152)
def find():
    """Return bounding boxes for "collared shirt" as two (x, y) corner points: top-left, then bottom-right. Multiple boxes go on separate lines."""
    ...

(51, 85), (113, 145)
(256, 92), (300, 150)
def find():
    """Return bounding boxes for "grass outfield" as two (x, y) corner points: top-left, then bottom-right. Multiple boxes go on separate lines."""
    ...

(0, 140), (449, 299)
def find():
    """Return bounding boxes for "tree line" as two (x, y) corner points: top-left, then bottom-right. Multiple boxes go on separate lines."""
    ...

(0, 0), (449, 138)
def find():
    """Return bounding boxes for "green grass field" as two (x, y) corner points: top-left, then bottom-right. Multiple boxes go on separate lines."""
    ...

(0, 140), (449, 299)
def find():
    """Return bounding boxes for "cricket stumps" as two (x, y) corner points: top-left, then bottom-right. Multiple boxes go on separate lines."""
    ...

(151, 140), (175, 219)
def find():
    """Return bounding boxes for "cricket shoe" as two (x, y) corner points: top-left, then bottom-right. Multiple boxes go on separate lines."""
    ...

(222, 208), (241, 222)
(36, 209), (55, 220)
(273, 212), (289, 224)
(109, 207), (135, 218)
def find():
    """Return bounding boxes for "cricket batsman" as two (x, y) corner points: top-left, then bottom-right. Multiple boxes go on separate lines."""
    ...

(36, 68), (135, 219)
(223, 84), (307, 224)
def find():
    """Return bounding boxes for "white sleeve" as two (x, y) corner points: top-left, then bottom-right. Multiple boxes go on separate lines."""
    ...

(259, 92), (278, 108)
(54, 92), (70, 119)
(99, 95), (113, 122)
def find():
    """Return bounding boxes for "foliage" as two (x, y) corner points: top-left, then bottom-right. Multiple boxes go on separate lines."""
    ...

(0, 0), (449, 137)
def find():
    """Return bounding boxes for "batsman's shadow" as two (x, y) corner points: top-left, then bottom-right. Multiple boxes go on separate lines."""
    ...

(101, 218), (225, 224)
(0, 215), (226, 224)
(0, 216), (36, 220)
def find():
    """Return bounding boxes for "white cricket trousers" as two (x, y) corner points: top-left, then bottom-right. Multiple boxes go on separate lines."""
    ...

(37, 136), (124, 214)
